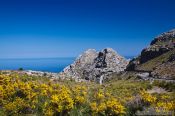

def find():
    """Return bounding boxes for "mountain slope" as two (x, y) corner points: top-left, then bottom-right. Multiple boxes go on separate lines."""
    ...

(126, 29), (175, 79)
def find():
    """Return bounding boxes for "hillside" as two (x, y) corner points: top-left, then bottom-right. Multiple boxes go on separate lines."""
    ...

(126, 29), (175, 80)
(136, 49), (175, 79)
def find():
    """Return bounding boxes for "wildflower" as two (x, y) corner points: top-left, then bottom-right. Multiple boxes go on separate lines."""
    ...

(106, 98), (125, 114)
(51, 95), (59, 103)
(98, 103), (106, 112)
(140, 90), (157, 104)
(44, 107), (54, 116)
(90, 102), (98, 113)
(96, 89), (104, 100)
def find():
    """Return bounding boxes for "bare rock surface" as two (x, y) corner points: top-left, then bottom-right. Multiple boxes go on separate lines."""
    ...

(60, 48), (129, 84)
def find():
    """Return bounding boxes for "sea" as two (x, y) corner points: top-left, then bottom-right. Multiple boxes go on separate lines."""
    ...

(0, 56), (133, 73)
(0, 58), (75, 73)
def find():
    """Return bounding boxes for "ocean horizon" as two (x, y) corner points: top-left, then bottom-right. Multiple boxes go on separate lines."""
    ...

(0, 57), (75, 73)
(0, 56), (133, 73)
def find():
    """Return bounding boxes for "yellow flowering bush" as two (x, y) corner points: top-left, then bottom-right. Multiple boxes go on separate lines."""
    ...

(90, 89), (126, 115)
(0, 73), (88, 115)
(106, 97), (126, 115)
(139, 90), (157, 104)
(45, 85), (74, 115)
(155, 94), (175, 113)
(71, 85), (87, 105)
(139, 90), (175, 113)
(0, 72), (174, 115)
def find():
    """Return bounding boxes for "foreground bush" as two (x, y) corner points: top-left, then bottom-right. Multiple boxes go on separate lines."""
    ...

(139, 89), (175, 114)
(0, 73), (174, 115)
(0, 74), (126, 115)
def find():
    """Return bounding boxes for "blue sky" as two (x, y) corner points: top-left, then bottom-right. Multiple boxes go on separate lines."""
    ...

(0, 0), (175, 58)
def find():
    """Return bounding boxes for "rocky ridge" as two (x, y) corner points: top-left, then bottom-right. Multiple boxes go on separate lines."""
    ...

(126, 29), (175, 80)
(60, 48), (129, 84)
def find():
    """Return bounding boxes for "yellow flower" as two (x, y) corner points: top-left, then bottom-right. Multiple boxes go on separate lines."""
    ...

(98, 103), (106, 112)
(51, 95), (59, 103)
(57, 105), (63, 112)
(4, 102), (16, 111)
(90, 102), (98, 112)
(96, 89), (104, 100)
(161, 95), (170, 100)
(45, 107), (54, 116)
(140, 90), (157, 104)
(106, 98), (125, 114)
(75, 96), (85, 104)
(156, 101), (175, 112)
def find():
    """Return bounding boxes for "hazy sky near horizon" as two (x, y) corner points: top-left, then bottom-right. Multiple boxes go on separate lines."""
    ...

(0, 0), (175, 58)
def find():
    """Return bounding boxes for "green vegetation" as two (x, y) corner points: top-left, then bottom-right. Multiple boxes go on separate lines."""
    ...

(18, 68), (24, 71)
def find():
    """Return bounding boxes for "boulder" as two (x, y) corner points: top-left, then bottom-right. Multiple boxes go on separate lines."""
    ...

(136, 73), (150, 79)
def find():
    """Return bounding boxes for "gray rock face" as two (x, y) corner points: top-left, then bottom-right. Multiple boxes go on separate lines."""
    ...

(62, 48), (129, 84)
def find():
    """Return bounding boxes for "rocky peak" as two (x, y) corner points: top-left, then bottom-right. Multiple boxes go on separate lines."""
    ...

(75, 49), (98, 67)
(61, 48), (129, 84)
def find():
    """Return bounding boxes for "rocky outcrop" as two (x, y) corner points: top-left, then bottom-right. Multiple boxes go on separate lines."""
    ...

(126, 29), (175, 80)
(61, 48), (129, 84)
(150, 29), (175, 45)
(140, 47), (170, 64)
(126, 29), (175, 71)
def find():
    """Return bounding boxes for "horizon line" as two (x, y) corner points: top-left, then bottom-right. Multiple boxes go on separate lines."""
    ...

(0, 56), (135, 60)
